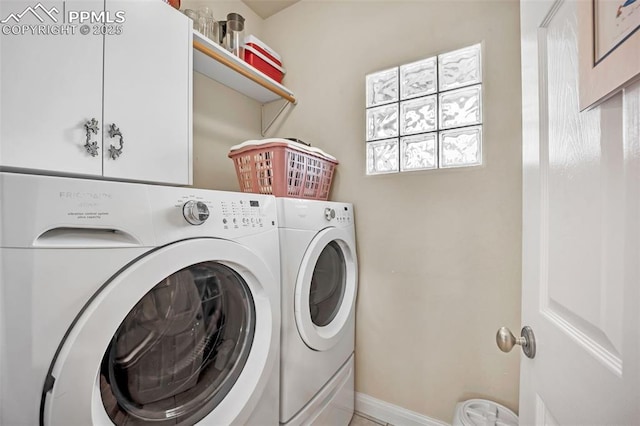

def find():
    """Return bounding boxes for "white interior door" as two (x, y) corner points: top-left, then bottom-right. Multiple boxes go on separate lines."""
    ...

(520, 0), (640, 424)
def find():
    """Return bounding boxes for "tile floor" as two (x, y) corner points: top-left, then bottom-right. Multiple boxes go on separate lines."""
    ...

(349, 412), (391, 426)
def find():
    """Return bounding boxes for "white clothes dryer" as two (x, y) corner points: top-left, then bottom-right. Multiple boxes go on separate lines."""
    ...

(277, 198), (358, 426)
(0, 172), (280, 426)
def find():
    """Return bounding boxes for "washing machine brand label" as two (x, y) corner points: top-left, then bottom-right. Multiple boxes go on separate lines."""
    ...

(58, 192), (113, 219)
(59, 191), (112, 200)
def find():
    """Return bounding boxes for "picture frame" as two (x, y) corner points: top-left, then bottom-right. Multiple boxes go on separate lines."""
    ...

(578, 0), (640, 110)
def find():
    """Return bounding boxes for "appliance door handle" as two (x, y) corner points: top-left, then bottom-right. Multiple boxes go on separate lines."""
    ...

(34, 227), (140, 247)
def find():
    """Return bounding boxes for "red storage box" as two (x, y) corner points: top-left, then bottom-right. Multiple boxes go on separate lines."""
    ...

(244, 45), (285, 83)
(244, 35), (282, 66)
(228, 140), (338, 200)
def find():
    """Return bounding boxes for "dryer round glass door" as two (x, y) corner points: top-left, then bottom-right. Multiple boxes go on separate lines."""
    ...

(309, 241), (346, 327)
(100, 261), (254, 425)
(41, 239), (278, 426)
(295, 228), (358, 352)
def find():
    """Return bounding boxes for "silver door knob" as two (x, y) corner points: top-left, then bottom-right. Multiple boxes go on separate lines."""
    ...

(496, 326), (536, 359)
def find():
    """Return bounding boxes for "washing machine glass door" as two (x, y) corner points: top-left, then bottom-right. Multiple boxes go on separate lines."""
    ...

(100, 261), (253, 424)
(294, 227), (357, 351)
(41, 238), (277, 426)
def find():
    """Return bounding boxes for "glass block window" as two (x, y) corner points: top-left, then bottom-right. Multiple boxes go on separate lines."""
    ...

(365, 43), (483, 175)
(367, 138), (399, 175)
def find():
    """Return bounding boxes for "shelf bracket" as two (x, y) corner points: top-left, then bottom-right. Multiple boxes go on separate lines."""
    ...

(261, 98), (294, 136)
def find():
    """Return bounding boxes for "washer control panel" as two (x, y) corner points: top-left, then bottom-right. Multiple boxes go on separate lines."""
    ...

(220, 199), (266, 229)
(172, 193), (272, 232)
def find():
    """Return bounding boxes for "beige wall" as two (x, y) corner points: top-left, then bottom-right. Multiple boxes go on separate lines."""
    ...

(191, 73), (262, 190)
(183, 0), (265, 191)
(259, 1), (523, 423)
(188, 0), (523, 423)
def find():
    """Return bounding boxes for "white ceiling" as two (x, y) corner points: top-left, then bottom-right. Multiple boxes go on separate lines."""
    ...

(241, 0), (300, 19)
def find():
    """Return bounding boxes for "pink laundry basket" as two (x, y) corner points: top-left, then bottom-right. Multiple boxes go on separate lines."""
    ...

(228, 141), (338, 200)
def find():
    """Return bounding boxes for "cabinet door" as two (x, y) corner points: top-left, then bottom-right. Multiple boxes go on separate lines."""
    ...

(0, 0), (103, 176)
(102, 0), (192, 185)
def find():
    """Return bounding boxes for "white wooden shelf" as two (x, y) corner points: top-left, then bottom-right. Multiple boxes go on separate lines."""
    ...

(192, 30), (296, 105)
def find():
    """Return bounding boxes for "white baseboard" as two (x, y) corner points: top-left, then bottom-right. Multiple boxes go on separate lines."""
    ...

(355, 392), (450, 426)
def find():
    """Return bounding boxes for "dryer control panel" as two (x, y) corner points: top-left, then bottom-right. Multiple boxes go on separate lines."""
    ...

(276, 198), (354, 230)
(324, 205), (353, 224)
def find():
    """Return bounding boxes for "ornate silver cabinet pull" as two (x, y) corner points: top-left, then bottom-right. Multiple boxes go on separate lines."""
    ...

(108, 123), (124, 160)
(84, 118), (100, 157)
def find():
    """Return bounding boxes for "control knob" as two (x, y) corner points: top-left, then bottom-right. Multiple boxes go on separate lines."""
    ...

(183, 200), (210, 225)
(324, 207), (336, 221)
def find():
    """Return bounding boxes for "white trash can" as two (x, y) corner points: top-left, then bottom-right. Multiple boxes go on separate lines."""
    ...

(452, 399), (518, 426)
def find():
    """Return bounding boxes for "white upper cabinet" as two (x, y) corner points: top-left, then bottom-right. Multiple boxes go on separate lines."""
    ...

(103, 0), (192, 184)
(0, 0), (104, 177)
(0, 0), (193, 185)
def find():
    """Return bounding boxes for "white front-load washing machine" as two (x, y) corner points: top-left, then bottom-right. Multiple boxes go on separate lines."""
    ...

(0, 172), (280, 425)
(277, 198), (358, 426)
